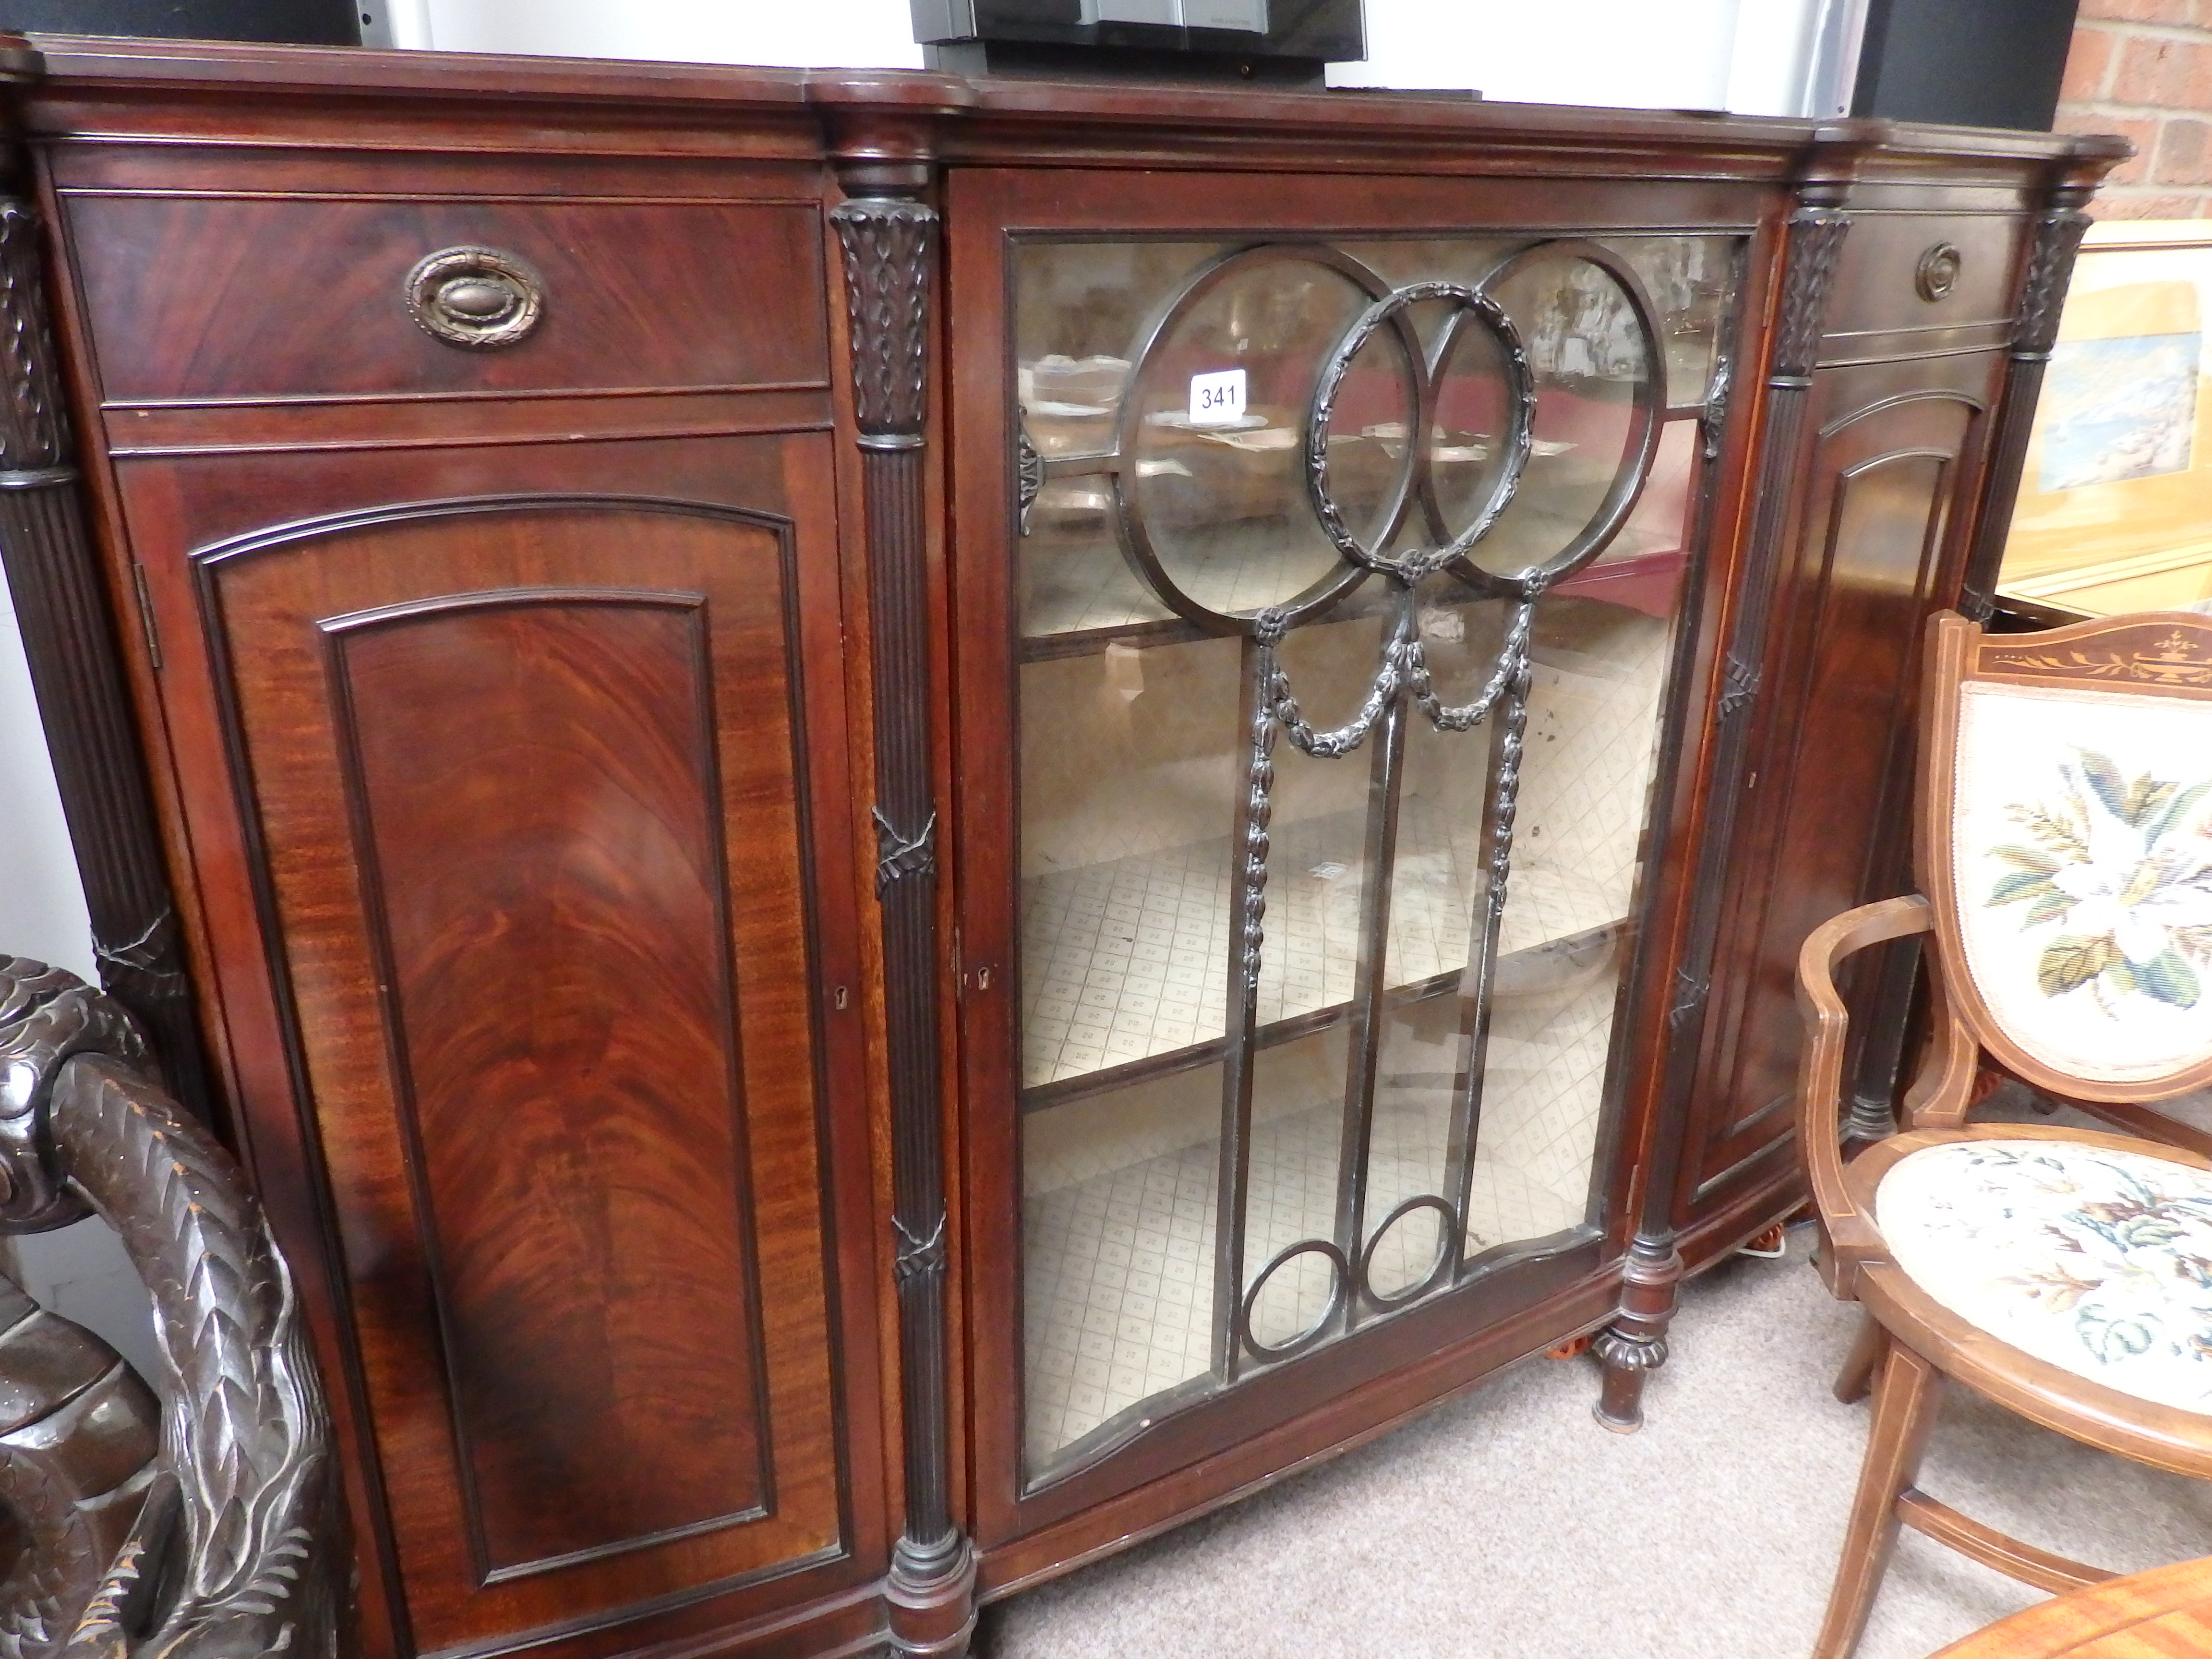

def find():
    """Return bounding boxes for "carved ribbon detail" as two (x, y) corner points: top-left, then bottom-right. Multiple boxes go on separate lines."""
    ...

(1015, 417), (1043, 536)
(892, 1212), (948, 1286)
(0, 959), (335, 1659)
(874, 808), (938, 895)
(1717, 652), (1760, 723)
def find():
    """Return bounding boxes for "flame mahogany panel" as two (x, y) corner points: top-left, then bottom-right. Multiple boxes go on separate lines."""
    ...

(201, 500), (841, 1649)
(327, 593), (769, 1578)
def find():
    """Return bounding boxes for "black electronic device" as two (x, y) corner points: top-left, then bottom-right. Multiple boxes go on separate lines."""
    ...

(912, 0), (1364, 82)
(1852, 0), (2080, 130)
(0, 0), (357, 43)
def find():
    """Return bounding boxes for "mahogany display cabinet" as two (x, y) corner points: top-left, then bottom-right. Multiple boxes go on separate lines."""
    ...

(0, 35), (2123, 1659)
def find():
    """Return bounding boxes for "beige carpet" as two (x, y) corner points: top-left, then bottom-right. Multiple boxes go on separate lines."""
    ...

(978, 1222), (2212, 1659)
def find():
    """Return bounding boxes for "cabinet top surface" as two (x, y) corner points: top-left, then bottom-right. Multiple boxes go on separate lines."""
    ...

(6, 32), (2128, 178)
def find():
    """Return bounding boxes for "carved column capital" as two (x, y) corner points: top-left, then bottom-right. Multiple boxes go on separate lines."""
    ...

(0, 196), (70, 478)
(2011, 204), (2093, 363)
(830, 194), (939, 447)
(1769, 205), (1852, 385)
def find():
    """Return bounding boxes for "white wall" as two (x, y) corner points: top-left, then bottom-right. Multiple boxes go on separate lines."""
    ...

(387, 0), (1841, 117)
(1331, 0), (1825, 114)
(0, 570), (94, 983)
(0, 567), (160, 1382)
(387, 0), (927, 66)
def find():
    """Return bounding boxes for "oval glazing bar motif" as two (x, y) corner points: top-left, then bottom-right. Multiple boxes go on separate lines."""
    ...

(1014, 234), (1731, 1478)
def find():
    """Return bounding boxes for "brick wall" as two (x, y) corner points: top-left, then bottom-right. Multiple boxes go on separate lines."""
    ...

(2057, 0), (2212, 218)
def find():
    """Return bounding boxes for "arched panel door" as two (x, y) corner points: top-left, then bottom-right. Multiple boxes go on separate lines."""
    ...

(1694, 370), (1995, 1209)
(192, 496), (851, 1652)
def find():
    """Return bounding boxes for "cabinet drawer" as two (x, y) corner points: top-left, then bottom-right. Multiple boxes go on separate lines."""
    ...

(62, 193), (828, 403)
(1819, 212), (2023, 350)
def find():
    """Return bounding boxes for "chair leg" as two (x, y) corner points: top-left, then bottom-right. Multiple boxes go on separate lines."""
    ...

(1834, 1312), (1883, 1406)
(1812, 1338), (1939, 1659)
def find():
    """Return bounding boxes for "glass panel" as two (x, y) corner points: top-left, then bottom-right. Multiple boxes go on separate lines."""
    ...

(1366, 999), (1463, 1295)
(1012, 230), (1736, 1480)
(1256, 616), (1386, 1028)
(1126, 254), (1377, 617)
(1016, 241), (1227, 640)
(1021, 634), (1242, 1091)
(1470, 249), (1654, 581)
(1466, 595), (1678, 1245)
(1608, 235), (1739, 408)
(1023, 1061), (1222, 1468)
(1386, 597), (1507, 991)
(1241, 1029), (1351, 1350)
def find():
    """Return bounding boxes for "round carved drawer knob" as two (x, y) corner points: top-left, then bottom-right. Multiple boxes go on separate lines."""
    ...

(404, 247), (545, 349)
(1915, 242), (1962, 302)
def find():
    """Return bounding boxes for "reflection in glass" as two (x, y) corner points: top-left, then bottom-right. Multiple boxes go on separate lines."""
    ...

(1469, 251), (1652, 580)
(1129, 255), (1382, 617)
(1013, 228), (1738, 1480)
(1613, 235), (1739, 407)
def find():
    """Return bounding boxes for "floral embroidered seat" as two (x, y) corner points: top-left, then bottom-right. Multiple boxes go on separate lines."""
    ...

(1801, 611), (2212, 1659)
(1879, 1139), (2212, 1413)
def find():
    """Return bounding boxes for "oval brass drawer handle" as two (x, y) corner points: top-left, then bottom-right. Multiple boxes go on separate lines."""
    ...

(1916, 241), (1962, 302)
(404, 246), (545, 349)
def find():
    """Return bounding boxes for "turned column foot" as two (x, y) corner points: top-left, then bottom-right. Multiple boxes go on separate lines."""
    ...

(1592, 1233), (1684, 1433)
(887, 1535), (976, 1659)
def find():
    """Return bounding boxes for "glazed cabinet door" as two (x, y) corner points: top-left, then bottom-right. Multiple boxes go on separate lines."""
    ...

(948, 167), (1759, 1562)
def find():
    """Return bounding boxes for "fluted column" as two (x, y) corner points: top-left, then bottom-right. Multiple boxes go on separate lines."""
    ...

(0, 112), (214, 1125)
(1593, 182), (1852, 1432)
(831, 178), (974, 1658)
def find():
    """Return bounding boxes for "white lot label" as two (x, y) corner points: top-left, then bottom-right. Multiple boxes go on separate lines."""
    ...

(1187, 368), (1248, 427)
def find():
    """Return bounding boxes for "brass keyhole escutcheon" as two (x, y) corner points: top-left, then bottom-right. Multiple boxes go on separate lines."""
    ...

(404, 246), (545, 349)
(1915, 241), (1962, 302)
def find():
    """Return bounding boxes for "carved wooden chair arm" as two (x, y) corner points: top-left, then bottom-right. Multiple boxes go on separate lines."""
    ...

(0, 956), (335, 1659)
(1796, 895), (1933, 1297)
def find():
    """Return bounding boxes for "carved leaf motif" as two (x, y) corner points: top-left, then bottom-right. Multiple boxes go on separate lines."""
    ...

(830, 196), (938, 439)
(1772, 208), (1851, 380)
(0, 202), (69, 473)
(2015, 208), (2093, 359)
(0, 960), (334, 1659)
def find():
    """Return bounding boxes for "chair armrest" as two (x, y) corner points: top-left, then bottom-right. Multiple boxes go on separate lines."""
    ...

(1796, 895), (1933, 1297)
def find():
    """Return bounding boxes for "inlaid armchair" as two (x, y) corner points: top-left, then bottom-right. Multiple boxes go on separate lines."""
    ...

(1800, 611), (2212, 1659)
(0, 956), (336, 1659)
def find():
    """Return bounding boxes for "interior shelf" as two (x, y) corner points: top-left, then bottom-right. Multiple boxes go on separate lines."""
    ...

(1019, 808), (1624, 1098)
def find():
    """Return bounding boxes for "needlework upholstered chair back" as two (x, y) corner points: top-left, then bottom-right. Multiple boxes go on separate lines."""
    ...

(1922, 610), (2212, 1098)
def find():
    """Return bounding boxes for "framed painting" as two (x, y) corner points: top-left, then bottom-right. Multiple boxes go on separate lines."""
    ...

(1998, 222), (2212, 620)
